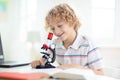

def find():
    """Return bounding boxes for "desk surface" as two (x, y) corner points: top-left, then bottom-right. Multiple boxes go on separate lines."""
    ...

(0, 65), (120, 80)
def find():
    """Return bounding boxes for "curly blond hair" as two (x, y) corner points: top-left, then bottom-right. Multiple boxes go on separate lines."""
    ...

(45, 3), (81, 31)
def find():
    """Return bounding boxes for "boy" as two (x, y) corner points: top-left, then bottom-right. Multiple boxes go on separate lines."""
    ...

(31, 3), (104, 75)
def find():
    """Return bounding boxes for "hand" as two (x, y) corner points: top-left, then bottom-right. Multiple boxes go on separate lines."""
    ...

(57, 64), (85, 69)
(57, 64), (104, 75)
(31, 59), (45, 68)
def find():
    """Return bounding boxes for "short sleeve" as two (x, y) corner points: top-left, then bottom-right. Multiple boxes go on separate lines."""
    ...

(87, 41), (103, 70)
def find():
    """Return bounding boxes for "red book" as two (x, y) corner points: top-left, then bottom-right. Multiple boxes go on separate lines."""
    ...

(0, 72), (49, 80)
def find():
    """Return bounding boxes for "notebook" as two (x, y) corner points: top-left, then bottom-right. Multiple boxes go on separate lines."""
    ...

(0, 34), (30, 68)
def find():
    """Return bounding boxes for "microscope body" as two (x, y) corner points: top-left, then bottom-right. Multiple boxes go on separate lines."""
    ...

(36, 33), (56, 69)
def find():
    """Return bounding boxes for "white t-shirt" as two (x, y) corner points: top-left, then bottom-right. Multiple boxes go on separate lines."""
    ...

(53, 32), (103, 70)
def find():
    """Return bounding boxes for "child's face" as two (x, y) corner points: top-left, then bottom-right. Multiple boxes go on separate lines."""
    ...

(50, 22), (75, 41)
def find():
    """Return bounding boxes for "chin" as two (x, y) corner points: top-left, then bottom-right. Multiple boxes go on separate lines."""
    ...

(58, 34), (67, 41)
(60, 37), (67, 41)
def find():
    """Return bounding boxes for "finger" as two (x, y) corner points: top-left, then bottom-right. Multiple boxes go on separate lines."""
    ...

(31, 62), (36, 68)
(39, 58), (45, 65)
(31, 62), (35, 68)
(31, 61), (39, 68)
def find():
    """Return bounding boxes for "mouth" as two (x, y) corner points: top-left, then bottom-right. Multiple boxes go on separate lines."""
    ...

(57, 32), (64, 38)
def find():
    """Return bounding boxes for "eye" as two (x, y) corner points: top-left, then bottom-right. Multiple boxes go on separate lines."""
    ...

(50, 27), (55, 31)
(58, 24), (62, 28)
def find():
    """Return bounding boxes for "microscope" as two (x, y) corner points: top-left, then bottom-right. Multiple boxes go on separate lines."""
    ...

(36, 33), (56, 69)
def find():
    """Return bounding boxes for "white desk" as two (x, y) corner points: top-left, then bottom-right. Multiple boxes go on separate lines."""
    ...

(0, 65), (120, 80)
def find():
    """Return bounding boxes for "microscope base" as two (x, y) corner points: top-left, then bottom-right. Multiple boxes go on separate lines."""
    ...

(36, 63), (55, 69)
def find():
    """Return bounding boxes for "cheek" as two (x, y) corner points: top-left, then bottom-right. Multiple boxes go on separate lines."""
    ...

(64, 27), (72, 33)
(62, 26), (69, 32)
